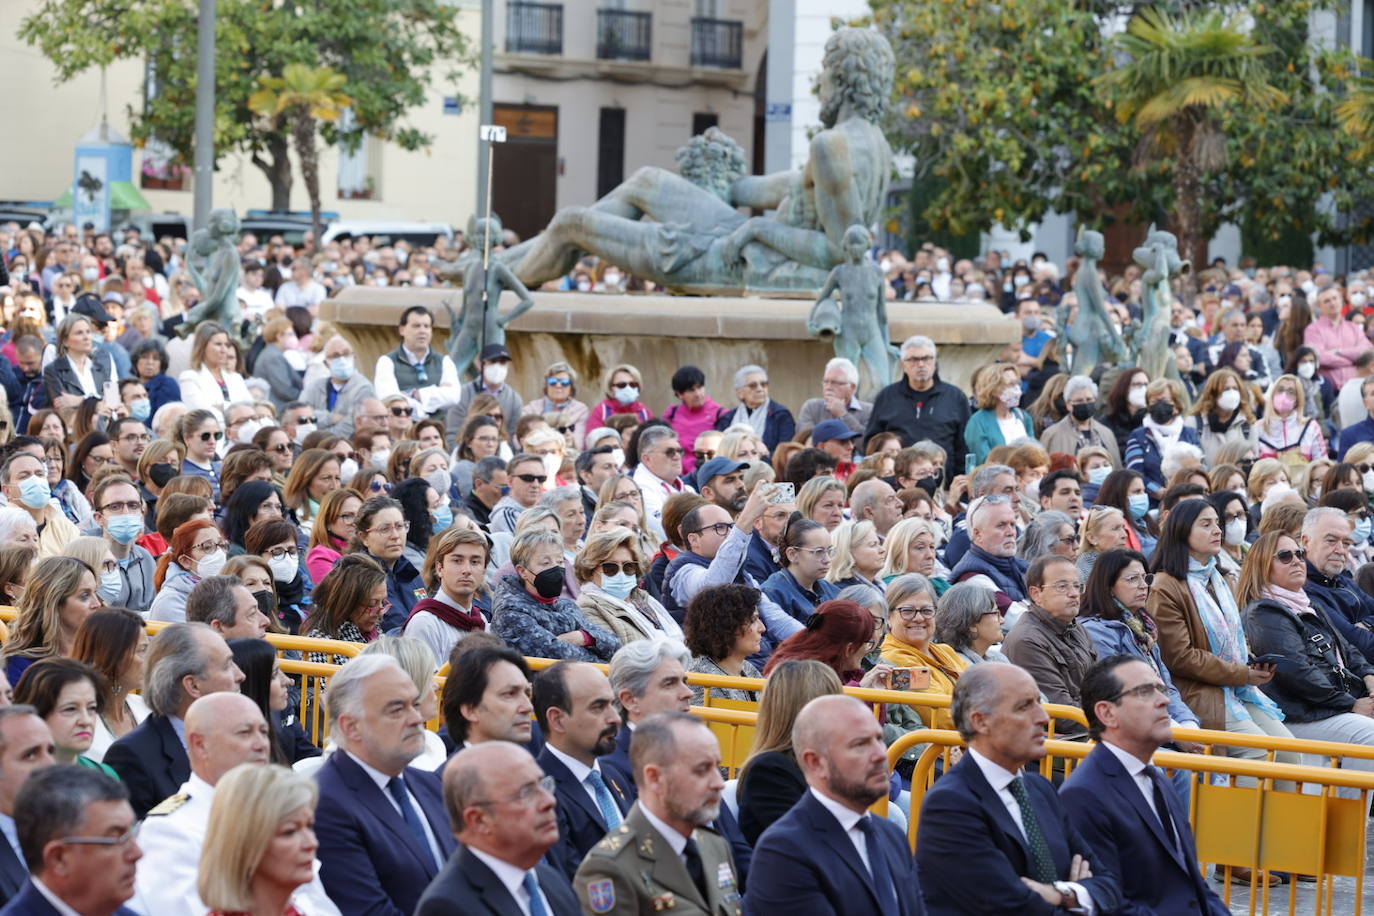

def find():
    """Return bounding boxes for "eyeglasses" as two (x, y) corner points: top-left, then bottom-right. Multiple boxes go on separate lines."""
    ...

(488, 413), (505, 422)
(793, 545), (836, 559)
(546, 377), (573, 387)
(369, 480), (393, 493)
(390, 406), (413, 418)
(120, 432), (151, 443)
(197, 430), (224, 442)
(1041, 580), (1082, 595)
(338, 512), (357, 524)
(690, 522), (733, 538)
(473, 774), (556, 807)
(694, 450), (717, 463)
(741, 380), (769, 389)
(1110, 683), (1170, 703)
(658, 447), (685, 460)
(360, 598), (393, 614)
(58, 829), (137, 848)
(192, 539), (229, 554)
(611, 381), (638, 390)
(513, 473), (548, 484)
(267, 546), (300, 561)
(894, 604), (936, 620)
(100, 501), (143, 515)
(1057, 535), (1080, 547)
(901, 354), (936, 364)
(1275, 548), (1308, 565)
(600, 561), (641, 577)
(1120, 572), (1154, 588)
(369, 522), (410, 537)
(87, 454), (117, 467)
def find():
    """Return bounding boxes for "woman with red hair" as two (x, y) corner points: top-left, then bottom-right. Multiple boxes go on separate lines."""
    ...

(149, 518), (228, 623)
(763, 599), (894, 688)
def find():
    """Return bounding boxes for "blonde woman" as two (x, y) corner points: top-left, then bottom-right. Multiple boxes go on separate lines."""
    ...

(826, 519), (885, 592)
(1077, 505), (1129, 583)
(178, 321), (254, 418)
(718, 429), (767, 464)
(199, 765), (325, 916)
(1297, 458), (1337, 505)
(520, 360), (590, 448)
(1256, 373), (1325, 468)
(963, 362), (1034, 467)
(587, 363), (652, 435)
(880, 517), (948, 594)
(796, 475), (846, 531)
(575, 527), (681, 643)
(1245, 457), (1291, 506)
(1, 555), (100, 685)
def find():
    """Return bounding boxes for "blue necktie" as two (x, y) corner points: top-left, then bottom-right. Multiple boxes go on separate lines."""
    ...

(585, 768), (623, 829)
(522, 872), (550, 916)
(856, 816), (899, 913)
(387, 776), (439, 870)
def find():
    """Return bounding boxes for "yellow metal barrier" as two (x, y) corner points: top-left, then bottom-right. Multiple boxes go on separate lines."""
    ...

(279, 657), (340, 746)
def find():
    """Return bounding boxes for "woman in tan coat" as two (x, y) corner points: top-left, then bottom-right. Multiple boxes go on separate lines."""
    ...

(575, 528), (682, 645)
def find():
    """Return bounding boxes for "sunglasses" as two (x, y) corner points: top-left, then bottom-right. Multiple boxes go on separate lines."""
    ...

(658, 447), (685, 460)
(694, 450), (717, 463)
(1276, 548), (1308, 564)
(546, 377), (572, 387)
(294, 416), (317, 425)
(368, 480), (393, 493)
(600, 561), (640, 578)
(513, 473), (548, 484)
(390, 406), (412, 418)
(269, 443), (291, 453)
(554, 425), (575, 435)
(611, 381), (637, 390)
(197, 430), (224, 442)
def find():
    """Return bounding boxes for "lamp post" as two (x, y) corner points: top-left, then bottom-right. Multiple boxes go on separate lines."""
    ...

(192, 0), (216, 230)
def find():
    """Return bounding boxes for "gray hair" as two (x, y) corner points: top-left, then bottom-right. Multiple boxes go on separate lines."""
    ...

(151, 401), (188, 435)
(509, 528), (563, 569)
(15, 766), (128, 873)
(539, 486), (582, 509)
(473, 456), (507, 483)
(144, 622), (215, 717)
(1063, 375), (1097, 401)
(0, 506), (36, 543)
(935, 582), (998, 651)
(911, 440), (947, 462)
(1018, 511), (1074, 562)
(514, 506), (560, 535)
(1159, 441), (1204, 482)
(523, 427), (565, 452)
(1303, 506), (1353, 538)
(824, 358), (859, 387)
(637, 425), (679, 456)
(885, 572), (936, 608)
(608, 638), (692, 708)
(359, 634), (438, 694)
(224, 400), (256, 420)
(900, 335), (937, 358)
(951, 663), (1009, 741)
(185, 575), (244, 629)
(835, 583), (884, 614)
(733, 364), (767, 390)
(326, 654), (404, 734)
(970, 464), (1014, 497)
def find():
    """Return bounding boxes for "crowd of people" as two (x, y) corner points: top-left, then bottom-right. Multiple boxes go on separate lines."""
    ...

(0, 219), (1366, 912)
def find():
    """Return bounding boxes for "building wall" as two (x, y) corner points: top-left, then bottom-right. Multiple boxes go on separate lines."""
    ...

(0, 0), (480, 226)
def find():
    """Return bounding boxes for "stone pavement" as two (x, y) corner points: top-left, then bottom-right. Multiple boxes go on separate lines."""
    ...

(1219, 843), (1374, 914)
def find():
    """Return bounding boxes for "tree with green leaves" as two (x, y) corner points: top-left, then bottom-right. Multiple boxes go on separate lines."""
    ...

(20, 0), (471, 212)
(249, 65), (352, 245)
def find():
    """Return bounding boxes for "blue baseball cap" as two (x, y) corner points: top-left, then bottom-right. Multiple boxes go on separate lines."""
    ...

(813, 419), (861, 444)
(697, 457), (750, 483)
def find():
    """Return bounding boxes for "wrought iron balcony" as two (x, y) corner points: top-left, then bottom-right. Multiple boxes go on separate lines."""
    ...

(690, 17), (742, 69)
(597, 9), (652, 62)
(506, 2), (563, 55)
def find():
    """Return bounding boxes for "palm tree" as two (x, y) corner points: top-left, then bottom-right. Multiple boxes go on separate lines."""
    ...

(1099, 8), (1287, 268)
(1337, 59), (1374, 158)
(248, 64), (352, 248)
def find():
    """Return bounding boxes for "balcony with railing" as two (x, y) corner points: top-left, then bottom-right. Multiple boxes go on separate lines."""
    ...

(690, 16), (743, 69)
(597, 9), (652, 62)
(506, 2), (563, 56)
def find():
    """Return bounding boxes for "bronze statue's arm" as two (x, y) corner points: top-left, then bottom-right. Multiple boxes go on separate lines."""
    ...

(729, 172), (796, 210)
(809, 268), (842, 331)
(493, 263), (536, 327)
(200, 252), (239, 308)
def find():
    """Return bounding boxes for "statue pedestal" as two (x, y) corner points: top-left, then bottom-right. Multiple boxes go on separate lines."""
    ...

(321, 289), (1017, 420)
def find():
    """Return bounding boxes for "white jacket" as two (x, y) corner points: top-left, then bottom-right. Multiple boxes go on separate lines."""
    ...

(177, 364), (254, 419)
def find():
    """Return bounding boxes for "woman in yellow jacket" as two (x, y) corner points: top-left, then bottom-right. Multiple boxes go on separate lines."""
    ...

(879, 572), (968, 733)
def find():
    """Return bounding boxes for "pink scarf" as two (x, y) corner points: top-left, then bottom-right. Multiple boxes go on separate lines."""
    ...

(1263, 583), (1313, 616)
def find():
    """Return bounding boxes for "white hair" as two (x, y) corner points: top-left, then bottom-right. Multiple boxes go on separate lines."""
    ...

(0, 506), (36, 545)
(1063, 375), (1098, 401)
(523, 427), (565, 452)
(326, 654), (404, 734)
(1159, 441), (1204, 482)
(1304, 506), (1353, 538)
(151, 401), (188, 438)
(733, 365), (767, 390)
(900, 335), (937, 358)
(1260, 484), (1301, 515)
(824, 358), (859, 387)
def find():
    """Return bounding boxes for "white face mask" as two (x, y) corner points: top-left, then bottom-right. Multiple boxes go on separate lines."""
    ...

(293, 423), (315, 446)
(196, 549), (227, 579)
(1128, 386), (1148, 409)
(1224, 518), (1247, 547)
(371, 448), (391, 469)
(340, 457), (359, 481)
(268, 553), (298, 583)
(238, 418), (263, 444)
(541, 453), (562, 482)
(610, 448), (625, 469)
(1363, 469), (1374, 494)
(1354, 292), (1368, 307)
(1216, 389), (1241, 412)
(1000, 387), (1021, 409)
(1298, 361), (1316, 379)
(483, 362), (509, 387)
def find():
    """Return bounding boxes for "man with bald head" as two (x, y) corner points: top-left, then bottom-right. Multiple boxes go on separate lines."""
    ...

(302, 334), (378, 438)
(130, 694), (339, 915)
(416, 742), (579, 915)
(850, 478), (903, 538)
(916, 664), (1121, 915)
(746, 695), (924, 914)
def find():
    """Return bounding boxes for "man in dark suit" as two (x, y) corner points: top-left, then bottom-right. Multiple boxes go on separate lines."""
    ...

(104, 622), (245, 819)
(315, 654), (456, 916)
(0, 709), (55, 907)
(416, 741), (578, 915)
(1, 767), (140, 916)
(916, 663), (1122, 915)
(745, 695), (924, 914)
(532, 662), (632, 879)
(1061, 655), (1229, 915)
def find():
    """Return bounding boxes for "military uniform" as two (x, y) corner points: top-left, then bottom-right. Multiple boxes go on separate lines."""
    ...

(574, 803), (742, 916)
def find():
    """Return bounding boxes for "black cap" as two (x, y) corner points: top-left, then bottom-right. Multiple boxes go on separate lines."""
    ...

(72, 293), (113, 326)
(479, 343), (512, 362)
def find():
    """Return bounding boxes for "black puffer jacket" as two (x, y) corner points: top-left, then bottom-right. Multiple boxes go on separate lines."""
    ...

(1242, 598), (1374, 723)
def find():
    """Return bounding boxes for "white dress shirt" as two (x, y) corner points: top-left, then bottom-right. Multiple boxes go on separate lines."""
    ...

(468, 846), (552, 916)
(373, 345), (461, 412)
(32, 878), (81, 916)
(966, 748), (1095, 915)
(1100, 740), (1173, 841)
(544, 743), (615, 816)
(807, 786), (872, 873)
(347, 751), (445, 868)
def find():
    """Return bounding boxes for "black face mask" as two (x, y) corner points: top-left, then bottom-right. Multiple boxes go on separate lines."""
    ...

(1071, 403), (1096, 422)
(531, 566), (565, 600)
(915, 475), (943, 495)
(253, 589), (276, 619)
(148, 463), (178, 488)
(1148, 401), (1176, 424)
(1053, 396), (1066, 416)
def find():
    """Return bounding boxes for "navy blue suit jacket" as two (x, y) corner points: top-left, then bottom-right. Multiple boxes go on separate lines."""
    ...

(314, 750), (456, 916)
(916, 753), (1122, 916)
(537, 747), (632, 880)
(1060, 743), (1228, 916)
(0, 880), (136, 916)
(416, 846), (579, 916)
(102, 715), (189, 820)
(745, 789), (925, 915)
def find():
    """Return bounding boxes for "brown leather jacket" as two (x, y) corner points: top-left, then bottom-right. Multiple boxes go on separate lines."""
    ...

(1146, 570), (1249, 730)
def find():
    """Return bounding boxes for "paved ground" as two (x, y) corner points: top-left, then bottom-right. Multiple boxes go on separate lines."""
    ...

(1217, 844), (1373, 914)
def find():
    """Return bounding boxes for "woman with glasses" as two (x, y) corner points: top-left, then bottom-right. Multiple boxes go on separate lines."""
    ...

(1, 556), (100, 685)
(683, 583), (764, 705)
(252, 424), (295, 488)
(880, 573), (968, 730)
(451, 415), (503, 499)
(392, 477), (446, 571)
(304, 553), (389, 664)
(575, 527), (680, 645)
(933, 581), (1008, 666)
(40, 436), (93, 529)
(467, 393), (514, 458)
(1239, 530), (1374, 769)
(71, 432), (116, 495)
(521, 360), (590, 449)
(1018, 510), (1077, 564)
(350, 496), (425, 634)
(306, 488), (363, 584)
(596, 475), (655, 561)
(1147, 497), (1298, 763)
(491, 528), (620, 662)
(149, 519), (225, 623)
(1079, 548), (1199, 734)
(282, 448), (342, 532)
(12, 657), (118, 778)
(177, 409), (224, 501)
(246, 518), (311, 633)
(177, 321), (254, 418)
(587, 363), (653, 438)
(223, 481), (285, 556)
(762, 514), (841, 624)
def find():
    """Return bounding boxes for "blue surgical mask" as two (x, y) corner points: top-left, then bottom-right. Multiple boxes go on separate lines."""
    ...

(432, 505), (453, 534)
(1356, 518), (1372, 544)
(99, 567), (122, 600)
(106, 513), (143, 545)
(329, 356), (354, 380)
(1128, 492), (1150, 520)
(601, 572), (637, 600)
(1087, 466), (1112, 486)
(16, 476), (50, 510)
(130, 398), (151, 421)
(613, 385), (640, 406)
